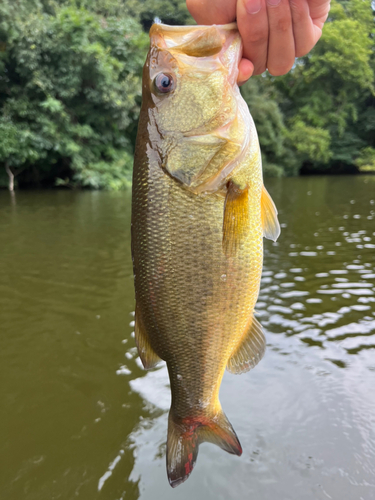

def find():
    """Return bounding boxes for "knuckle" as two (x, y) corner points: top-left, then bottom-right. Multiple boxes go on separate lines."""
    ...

(274, 16), (291, 33)
(246, 29), (268, 46)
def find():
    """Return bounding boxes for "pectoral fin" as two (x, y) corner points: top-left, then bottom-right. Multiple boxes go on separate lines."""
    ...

(261, 186), (280, 242)
(227, 315), (266, 374)
(222, 181), (249, 257)
(134, 303), (161, 370)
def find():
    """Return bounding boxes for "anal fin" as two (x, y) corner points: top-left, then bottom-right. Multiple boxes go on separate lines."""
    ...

(222, 181), (249, 257)
(227, 315), (266, 374)
(261, 185), (280, 242)
(134, 303), (161, 370)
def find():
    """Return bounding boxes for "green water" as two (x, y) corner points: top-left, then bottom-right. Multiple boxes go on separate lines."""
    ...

(1, 176), (374, 500)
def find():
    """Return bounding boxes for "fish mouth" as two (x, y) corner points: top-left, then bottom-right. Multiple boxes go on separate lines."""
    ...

(149, 21), (242, 85)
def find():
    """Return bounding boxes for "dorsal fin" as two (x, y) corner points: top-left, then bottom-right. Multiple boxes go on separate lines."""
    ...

(261, 185), (280, 242)
(227, 315), (266, 374)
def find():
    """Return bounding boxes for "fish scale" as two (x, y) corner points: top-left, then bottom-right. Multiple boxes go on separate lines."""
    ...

(131, 21), (280, 487)
(134, 158), (261, 398)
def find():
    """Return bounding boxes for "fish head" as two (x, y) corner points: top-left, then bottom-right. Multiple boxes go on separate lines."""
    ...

(141, 23), (245, 187)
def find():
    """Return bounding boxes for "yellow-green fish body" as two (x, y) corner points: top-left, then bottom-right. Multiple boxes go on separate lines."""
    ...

(131, 22), (280, 487)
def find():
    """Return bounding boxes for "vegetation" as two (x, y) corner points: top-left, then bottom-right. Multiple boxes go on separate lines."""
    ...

(0, 0), (374, 189)
(258, 0), (375, 176)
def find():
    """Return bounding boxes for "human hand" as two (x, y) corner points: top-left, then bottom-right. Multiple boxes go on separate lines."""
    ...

(186, 0), (330, 83)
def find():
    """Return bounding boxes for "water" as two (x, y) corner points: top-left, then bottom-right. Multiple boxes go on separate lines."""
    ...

(1, 176), (374, 500)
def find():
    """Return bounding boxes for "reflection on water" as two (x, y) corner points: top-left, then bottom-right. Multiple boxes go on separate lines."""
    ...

(1, 176), (374, 500)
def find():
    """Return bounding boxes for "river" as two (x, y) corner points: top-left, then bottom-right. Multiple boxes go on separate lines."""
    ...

(1, 175), (374, 500)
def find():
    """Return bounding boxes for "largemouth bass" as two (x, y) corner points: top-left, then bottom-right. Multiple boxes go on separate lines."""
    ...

(131, 22), (280, 487)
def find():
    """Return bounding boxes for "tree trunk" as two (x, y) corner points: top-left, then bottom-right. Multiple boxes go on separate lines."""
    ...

(5, 163), (14, 192)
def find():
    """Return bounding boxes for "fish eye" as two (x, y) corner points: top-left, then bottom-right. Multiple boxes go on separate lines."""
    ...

(154, 73), (175, 94)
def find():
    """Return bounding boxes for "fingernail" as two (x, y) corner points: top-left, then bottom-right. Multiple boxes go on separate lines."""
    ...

(267, 0), (281, 6)
(245, 0), (261, 15)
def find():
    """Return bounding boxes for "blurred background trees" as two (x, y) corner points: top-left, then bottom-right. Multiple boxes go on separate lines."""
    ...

(0, 0), (374, 189)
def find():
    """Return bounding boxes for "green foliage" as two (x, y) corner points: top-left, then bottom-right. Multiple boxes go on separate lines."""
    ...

(355, 147), (375, 172)
(285, 120), (332, 164)
(124, 0), (193, 28)
(0, 0), (374, 187)
(268, 0), (374, 174)
(0, 0), (148, 188)
(241, 0), (375, 176)
(240, 77), (291, 176)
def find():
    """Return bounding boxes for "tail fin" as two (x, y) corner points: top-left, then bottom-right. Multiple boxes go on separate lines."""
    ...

(166, 409), (242, 488)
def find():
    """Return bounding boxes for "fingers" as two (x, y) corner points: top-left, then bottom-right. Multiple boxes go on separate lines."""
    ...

(187, 0), (331, 80)
(266, 0), (295, 75)
(289, 0), (318, 57)
(237, 0), (330, 76)
(238, 0), (296, 76)
(308, 0), (331, 27)
(308, 0), (331, 49)
(186, 0), (236, 25)
(237, 0), (269, 75)
(238, 59), (254, 85)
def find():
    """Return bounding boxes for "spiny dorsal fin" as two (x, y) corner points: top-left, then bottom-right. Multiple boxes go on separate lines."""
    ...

(134, 303), (161, 370)
(261, 185), (280, 242)
(222, 181), (249, 257)
(227, 315), (266, 374)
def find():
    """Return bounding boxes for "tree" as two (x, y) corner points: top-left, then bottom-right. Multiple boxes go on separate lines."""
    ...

(1, 0), (374, 185)
(272, 0), (375, 175)
(0, 1), (148, 189)
(241, 78), (289, 177)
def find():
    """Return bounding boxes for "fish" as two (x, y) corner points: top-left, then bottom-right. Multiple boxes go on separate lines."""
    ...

(131, 22), (280, 487)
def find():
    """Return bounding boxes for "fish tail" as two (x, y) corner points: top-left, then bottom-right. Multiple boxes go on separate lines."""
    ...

(166, 408), (242, 488)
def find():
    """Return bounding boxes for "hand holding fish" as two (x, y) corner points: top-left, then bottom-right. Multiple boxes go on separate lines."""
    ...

(186, 0), (331, 81)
